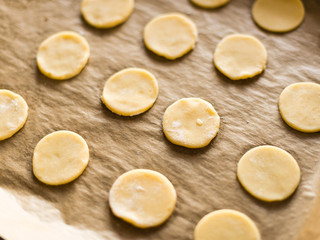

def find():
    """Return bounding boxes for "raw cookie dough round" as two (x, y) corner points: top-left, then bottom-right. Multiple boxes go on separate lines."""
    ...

(0, 90), (28, 141)
(279, 82), (320, 133)
(194, 209), (261, 240)
(81, 0), (134, 28)
(237, 145), (300, 202)
(33, 130), (89, 185)
(109, 169), (177, 228)
(37, 31), (90, 80)
(190, 0), (230, 8)
(102, 68), (159, 116)
(162, 98), (220, 148)
(213, 34), (267, 80)
(143, 13), (198, 60)
(252, 0), (305, 32)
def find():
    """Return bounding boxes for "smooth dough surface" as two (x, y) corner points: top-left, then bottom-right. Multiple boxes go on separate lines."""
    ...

(279, 82), (320, 133)
(37, 31), (90, 80)
(191, 0), (230, 8)
(213, 34), (267, 80)
(163, 98), (220, 148)
(194, 209), (261, 240)
(109, 169), (177, 228)
(237, 145), (300, 202)
(143, 13), (197, 60)
(0, 90), (28, 141)
(33, 131), (89, 185)
(102, 68), (158, 116)
(81, 0), (134, 28)
(252, 0), (305, 32)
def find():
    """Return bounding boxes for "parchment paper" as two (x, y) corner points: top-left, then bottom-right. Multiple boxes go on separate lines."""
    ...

(0, 0), (319, 239)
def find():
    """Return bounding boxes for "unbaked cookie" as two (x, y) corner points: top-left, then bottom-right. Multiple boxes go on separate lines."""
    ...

(213, 34), (267, 80)
(162, 98), (220, 148)
(252, 0), (305, 32)
(109, 169), (176, 228)
(191, 0), (230, 8)
(37, 31), (90, 80)
(279, 82), (320, 133)
(237, 145), (300, 202)
(143, 13), (197, 60)
(81, 0), (134, 28)
(0, 90), (28, 141)
(33, 130), (89, 185)
(194, 209), (261, 240)
(102, 68), (158, 116)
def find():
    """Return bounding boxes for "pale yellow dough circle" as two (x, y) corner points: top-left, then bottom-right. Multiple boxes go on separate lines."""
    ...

(33, 131), (90, 185)
(252, 0), (305, 32)
(279, 82), (320, 133)
(102, 68), (159, 116)
(109, 169), (177, 228)
(81, 0), (134, 28)
(213, 34), (267, 80)
(163, 98), (220, 148)
(143, 13), (198, 60)
(0, 90), (28, 141)
(191, 0), (230, 8)
(37, 31), (90, 80)
(194, 209), (261, 240)
(237, 145), (300, 202)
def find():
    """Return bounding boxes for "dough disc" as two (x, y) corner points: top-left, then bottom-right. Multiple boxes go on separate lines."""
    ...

(252, 0), (305, 32)
(279, 82), (320, 133)
(33, 131), (90, 185)
(37, 31), (90, 80)
(163, 98), (220, 148)
(109, 169), (177, 228)
(143, 13), (197, 60)
(81, 0), (134, 28)
(0, 90), (28, 141)
(237, 145), (300, 202)
(194, 209), (261, 240)
(102, 68), (159, 116)
(213, 34), (267, 80)
(190, 0), (230, 8)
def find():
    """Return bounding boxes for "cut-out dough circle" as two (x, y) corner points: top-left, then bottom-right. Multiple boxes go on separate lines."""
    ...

(109, 169), (177, 228)
(213, 34), (267, 80)
(102, 68), (159, 116)
(194, 209), (261, 240)
(237, 145), (300, 202)
(0, 90), (28, 141)
(37, 31), (90, 80)
(143, 13), (198, 60)
(81, 0), (134, 28)
(191, 0), (230, 8)
(163, 98), (220, 148)
(279, 82), (320, 133)
(33, 130), (90, 185)
(252, 0), (305, 32)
